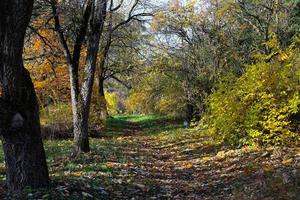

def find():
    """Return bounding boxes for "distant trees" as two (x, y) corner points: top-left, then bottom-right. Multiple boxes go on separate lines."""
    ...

(0, 0), (49, 191)
(145, 0), (300, 121)
(125, 54), (186, 116)
(126, 0), (300, 146)
(96, 0), (153, 120)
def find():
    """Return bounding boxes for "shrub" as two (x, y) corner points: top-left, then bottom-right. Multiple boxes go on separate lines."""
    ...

(204, 36), (300, 146)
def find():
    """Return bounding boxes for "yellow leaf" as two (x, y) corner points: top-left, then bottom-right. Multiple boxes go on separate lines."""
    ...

(73, 172), (82, 177)
(183, 162), (193, 169)
(106, 162), (114, 168)
(279, 52), (288, 61)
(216, 150), (226, 159)
(202, 156), (211, 161)
(262, 164), (274, 172)
(282, 158), (293, 165)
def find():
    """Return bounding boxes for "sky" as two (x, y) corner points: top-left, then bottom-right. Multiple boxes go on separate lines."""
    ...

(151, 0), (170, 6)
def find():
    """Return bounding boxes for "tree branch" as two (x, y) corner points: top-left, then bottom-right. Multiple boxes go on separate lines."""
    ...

(110, 0), (124, 12)
(72, 0), (92, 70)
(28, 25), (55, 52)
(110, 75), (132, 89)
(111, 12), (153, 33)
(50, 0), (72, 64)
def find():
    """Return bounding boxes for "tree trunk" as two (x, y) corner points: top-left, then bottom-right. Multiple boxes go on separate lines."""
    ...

(0, 0), (49, 191)
(73, 0), (107, 155)
(98, 76), (108, 120)
(97, 15), (112, 121)
(52, 0), (107, 155)
(73, 103), (90, 153)
(186, 103), (194, 125)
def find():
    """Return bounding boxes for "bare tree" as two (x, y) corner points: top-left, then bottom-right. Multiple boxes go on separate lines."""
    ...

(0, 0), (49, 192)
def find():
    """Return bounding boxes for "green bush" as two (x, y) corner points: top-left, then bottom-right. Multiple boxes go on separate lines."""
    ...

(204, 37), (300, 146)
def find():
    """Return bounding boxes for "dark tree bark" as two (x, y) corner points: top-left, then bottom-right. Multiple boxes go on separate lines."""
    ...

(97, 76), (108, 120)
(96, 0), (114, 121)
(186, 103), (194, 125)
(0, 0), (49, 192)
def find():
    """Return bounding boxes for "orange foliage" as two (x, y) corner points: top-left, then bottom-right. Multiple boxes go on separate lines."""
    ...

(24, 16), (70, 105)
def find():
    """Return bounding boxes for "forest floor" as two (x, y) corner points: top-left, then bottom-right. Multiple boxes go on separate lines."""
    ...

(0, 115), (300, 199)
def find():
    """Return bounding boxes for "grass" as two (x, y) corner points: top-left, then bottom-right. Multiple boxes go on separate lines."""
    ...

(0, 114), (299, 199)
(109, 114), (162, 123)
(101, 114), (182, 137)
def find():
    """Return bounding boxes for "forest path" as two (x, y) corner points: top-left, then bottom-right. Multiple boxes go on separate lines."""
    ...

(89, 115), (300, 199)
(1, 115), (300, 199)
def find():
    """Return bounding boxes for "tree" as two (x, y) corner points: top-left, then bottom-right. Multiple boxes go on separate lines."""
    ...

(148, 0), (300, 123)
(96, 0), (153, 120)
(125, 54), (186, 116)
(0, 0), (49, 191)
(24, 16), (69, 105)
(50, 0), (107, 154)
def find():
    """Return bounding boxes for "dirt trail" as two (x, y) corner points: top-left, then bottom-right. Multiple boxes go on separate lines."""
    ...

(1, 117), (299, 199)
(98, 119), (300, 199)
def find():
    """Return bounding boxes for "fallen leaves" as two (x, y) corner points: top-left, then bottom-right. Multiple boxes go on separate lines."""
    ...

(73, 172), (82, 177)
(282, 158), (294, 166)
(216, 150), (226, 160)
(1, 117), (300, 199)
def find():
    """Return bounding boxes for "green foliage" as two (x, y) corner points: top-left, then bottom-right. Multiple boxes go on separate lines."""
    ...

(204, 37), (300, 146)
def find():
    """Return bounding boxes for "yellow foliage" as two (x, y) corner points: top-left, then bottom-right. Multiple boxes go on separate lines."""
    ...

(34, 80), (48, 89)
(72, 172), (82, 177)
(105, 91), (119, 115)
(205, 36), (300, 146)
(282, 158), (294, 166)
